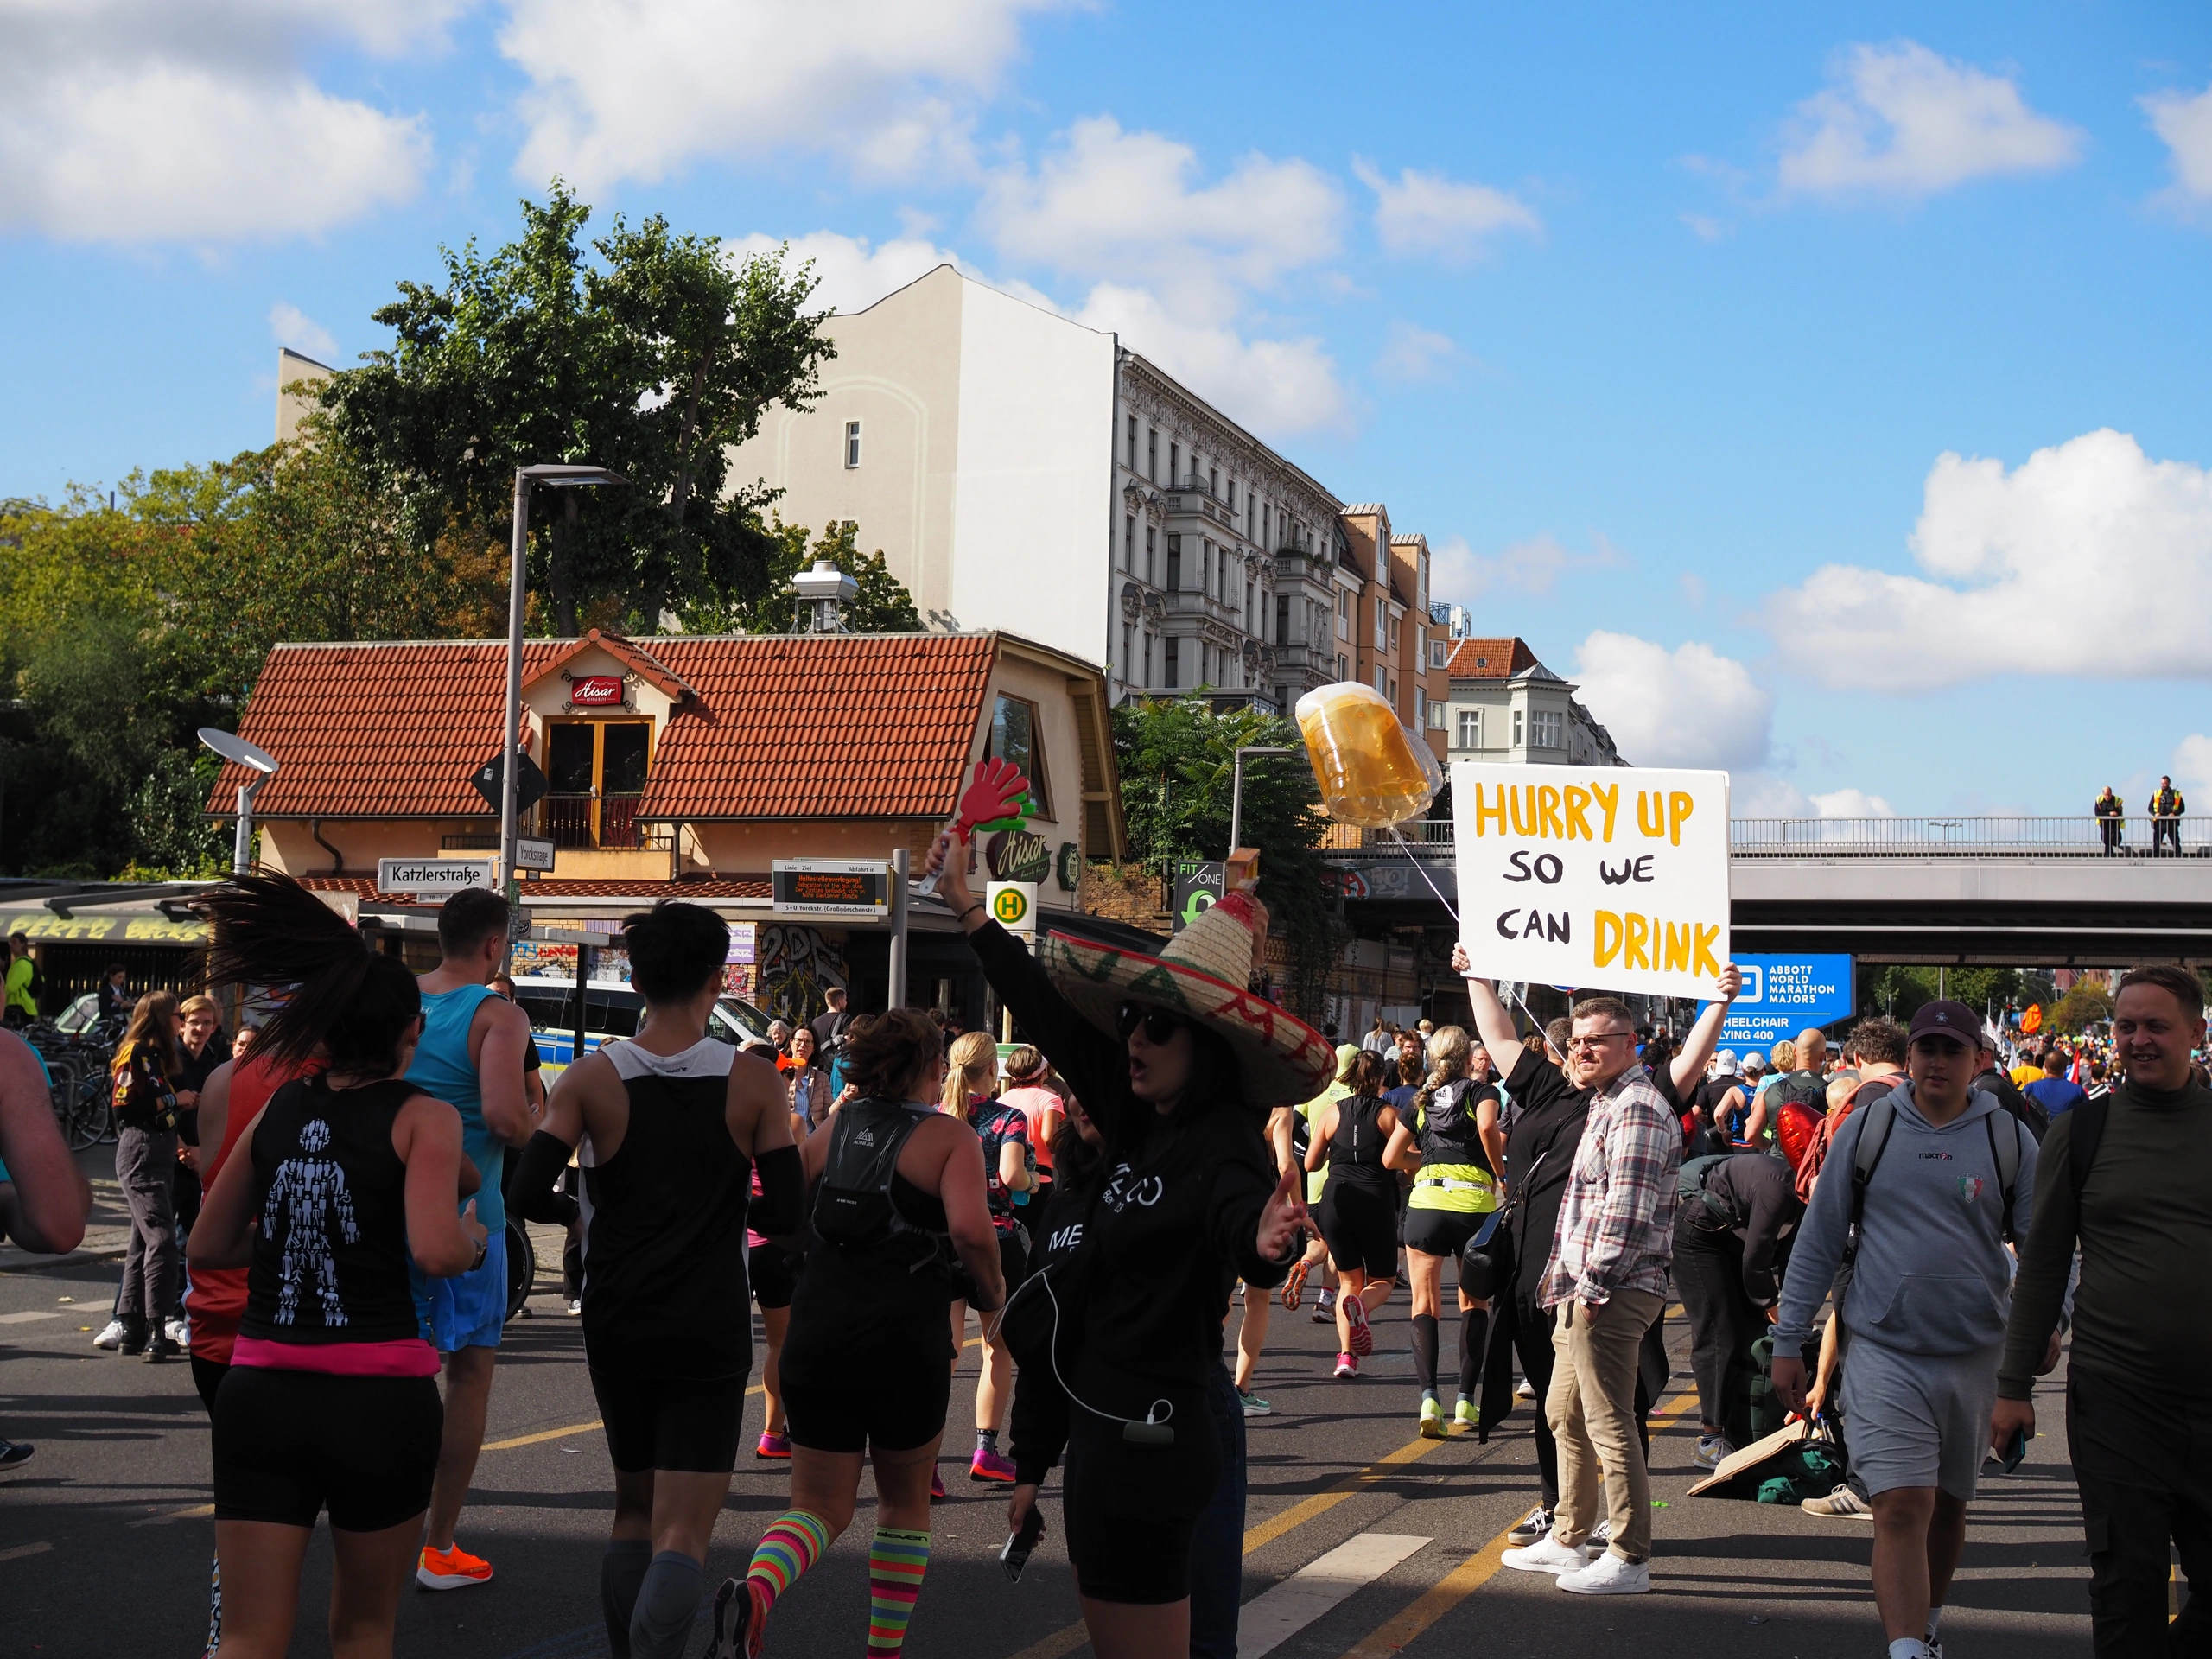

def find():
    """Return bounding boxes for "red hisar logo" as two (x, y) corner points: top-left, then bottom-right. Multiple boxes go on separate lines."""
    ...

(572, 676), (623, 705)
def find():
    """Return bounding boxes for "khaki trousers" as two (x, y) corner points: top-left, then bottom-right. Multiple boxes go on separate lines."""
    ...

(1546, 1287), (1665, 1562)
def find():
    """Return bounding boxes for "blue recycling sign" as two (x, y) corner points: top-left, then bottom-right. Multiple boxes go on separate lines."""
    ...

(1697, 953), (1854, 1051)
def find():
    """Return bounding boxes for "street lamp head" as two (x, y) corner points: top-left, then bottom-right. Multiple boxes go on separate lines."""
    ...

(198, 726), (279, 776)
(517, 464), (628, 487)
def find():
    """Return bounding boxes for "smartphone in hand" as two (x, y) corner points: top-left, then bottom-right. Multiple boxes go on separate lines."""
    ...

(1001, 1505), (1046, 1582)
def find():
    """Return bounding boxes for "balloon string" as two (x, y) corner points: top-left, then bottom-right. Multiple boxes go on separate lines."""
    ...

(1382, 825), (1542, 1031)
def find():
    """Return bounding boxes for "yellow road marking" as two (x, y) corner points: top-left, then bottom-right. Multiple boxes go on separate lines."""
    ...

(1243, 1436), (1448, 1554)
(127, 1503), (214, 1527)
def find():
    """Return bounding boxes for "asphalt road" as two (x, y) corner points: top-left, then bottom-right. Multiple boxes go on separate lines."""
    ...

(1, 1153), (2107, 1658)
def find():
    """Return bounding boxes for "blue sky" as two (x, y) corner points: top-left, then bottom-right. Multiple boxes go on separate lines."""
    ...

(3, 2), (2209, 817)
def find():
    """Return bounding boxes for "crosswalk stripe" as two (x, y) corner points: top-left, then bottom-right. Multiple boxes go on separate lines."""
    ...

(1236, 1533), (1431, 1659)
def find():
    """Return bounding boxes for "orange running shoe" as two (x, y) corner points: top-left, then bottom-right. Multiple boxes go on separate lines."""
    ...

(416, 1543), (494, 1591)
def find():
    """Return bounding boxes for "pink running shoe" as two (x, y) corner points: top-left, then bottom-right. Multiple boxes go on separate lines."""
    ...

(970, 1446), (1016, 1484)
(1333, 1352), (1357, 1378)
(754, 1431), (791, 1460)
(930, 1467), (946, 1500)
(1344, 1294), (1375, 1357)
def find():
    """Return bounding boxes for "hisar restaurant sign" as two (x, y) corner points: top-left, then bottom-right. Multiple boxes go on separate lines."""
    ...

(568, 675), (626, 708)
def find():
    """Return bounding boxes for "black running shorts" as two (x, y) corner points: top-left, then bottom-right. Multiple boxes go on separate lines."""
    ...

(750, 1242), (803, 1312)
(589, 1368), (746, 1474)
(1062, 1384), (1217, 1603)
(1319, 1179), (1400, 1280)
(1401, 1206), (1480, 1261)
(212, 1367), (441, 1532)
(781, 1331), (952, 1455)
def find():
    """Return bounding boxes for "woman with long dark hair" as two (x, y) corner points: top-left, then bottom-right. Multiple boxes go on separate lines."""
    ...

(926, 834), (1325, 1659)
(111, 988), (187, 1360)
(188, 875), (486, 1659)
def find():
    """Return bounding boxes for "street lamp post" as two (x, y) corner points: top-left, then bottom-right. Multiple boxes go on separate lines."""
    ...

(197, 728), (281, 875)
(502, 465), (628, 931)
(1229, 745), (1294, 856)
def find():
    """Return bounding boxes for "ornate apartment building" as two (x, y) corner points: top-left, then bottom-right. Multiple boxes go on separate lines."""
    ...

(728, 264), (1439, 723)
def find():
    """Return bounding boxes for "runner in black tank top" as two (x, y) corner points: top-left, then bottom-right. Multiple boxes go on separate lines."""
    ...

(508, 900), (798, 1659)
(713, 1008), (1005, 1659)
(1306, 1050), (1403, 1376)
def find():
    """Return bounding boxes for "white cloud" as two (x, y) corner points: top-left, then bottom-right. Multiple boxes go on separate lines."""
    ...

(727, 230), (967, 317)
(1809, 786), (1896, 817)
(1763, 429), (2212, 690)
(1569, 632), (1774, 772)
(0, 0), (447, 240)
(1353, 158), (1538, 260)
(1732, 778), (1895, 819)
(268, 301), (339, 362)
(500, 0), (1066, 191)
(1071, 283), (1351, 440)
(2173, 735), (2212, 799)
(2143, 84), (2212, 205)
(1777, 41), (2082, 199)
(980, 116), (1343, 313)
(1680, 212), (1732, 242)
(1373, 321), (1464, 383)
(1431, 531), (1624, 604)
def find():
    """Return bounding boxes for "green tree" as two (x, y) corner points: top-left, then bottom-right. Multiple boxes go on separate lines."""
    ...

(697, 518), (920, 635)
(2050, 979), (2113, 1033)
(315, 183), (838, 632)
(1113, 696), (1341, 1017)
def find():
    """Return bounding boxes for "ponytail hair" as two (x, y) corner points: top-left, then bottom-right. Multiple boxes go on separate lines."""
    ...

(201, 874), (422, 1077)
(942, 1029), (998, 1114)
(1345, 1047), (1390, 1103)
(1414, 1025), (1471, 1123)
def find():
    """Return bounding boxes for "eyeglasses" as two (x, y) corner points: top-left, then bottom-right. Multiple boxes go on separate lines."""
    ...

(1116, 1002), (1188, 1046)
(1565, 1031), (1633, 1052)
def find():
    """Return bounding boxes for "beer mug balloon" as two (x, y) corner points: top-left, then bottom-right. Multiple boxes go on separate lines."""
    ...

(1294, 682), (1443, 830)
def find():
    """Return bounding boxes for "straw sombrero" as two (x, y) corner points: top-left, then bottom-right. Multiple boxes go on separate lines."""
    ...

(1038, 891), (1337, 1108)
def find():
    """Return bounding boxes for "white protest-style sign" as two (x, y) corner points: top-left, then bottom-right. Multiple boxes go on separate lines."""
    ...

(1451, 762), (1732, 1001)
(378, 857), (499, 897)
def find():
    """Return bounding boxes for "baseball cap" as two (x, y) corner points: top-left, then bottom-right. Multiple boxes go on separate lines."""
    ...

(1741, 1052), (1766, 1073)
(1713, 1049), (1739, 1075)
(1907, 1000), (1980, 1052)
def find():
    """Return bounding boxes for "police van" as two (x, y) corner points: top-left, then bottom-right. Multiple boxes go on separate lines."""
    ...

(510, 973), (779, 1071)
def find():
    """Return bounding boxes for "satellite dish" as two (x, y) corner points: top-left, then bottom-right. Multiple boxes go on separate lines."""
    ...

(198, 727), (279, 775)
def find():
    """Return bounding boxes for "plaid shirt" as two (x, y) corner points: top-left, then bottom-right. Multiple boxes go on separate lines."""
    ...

(1538, 1062), (1680, 1310)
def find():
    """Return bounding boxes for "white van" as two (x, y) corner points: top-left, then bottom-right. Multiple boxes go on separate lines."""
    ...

(510, 974), (779, 1071)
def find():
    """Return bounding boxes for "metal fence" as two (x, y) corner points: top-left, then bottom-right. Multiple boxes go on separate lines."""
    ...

(1320, 815), (2212, 861)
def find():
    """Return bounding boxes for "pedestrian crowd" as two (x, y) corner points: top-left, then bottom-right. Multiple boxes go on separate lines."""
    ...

(0, 851), (2201, 1659)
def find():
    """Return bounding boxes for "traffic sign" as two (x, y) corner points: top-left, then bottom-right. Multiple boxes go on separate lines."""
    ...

(378, 857), (499, 898)
(987, 881), (1039, 938)
(470, 749), (550, 814)
(513, 837), (556, 872)
(1699, 953), (1854, 1050)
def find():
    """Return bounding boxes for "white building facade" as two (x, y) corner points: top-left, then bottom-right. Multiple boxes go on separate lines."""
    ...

(1443, 637), (1626, 768)
(728, 264), (1344, 710)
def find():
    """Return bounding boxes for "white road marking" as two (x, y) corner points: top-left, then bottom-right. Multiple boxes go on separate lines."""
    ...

(0, 1542), (54, 1562)
(1236, 1532), (1432, 1659)
(0, 1311), (58, 1324)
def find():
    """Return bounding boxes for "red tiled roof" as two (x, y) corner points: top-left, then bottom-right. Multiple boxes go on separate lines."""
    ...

(1446, 637), (1541, 679)
(213, 632), (1000, 823)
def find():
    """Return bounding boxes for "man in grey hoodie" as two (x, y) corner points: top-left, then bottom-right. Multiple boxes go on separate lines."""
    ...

(1771, 999), (2036, 1659)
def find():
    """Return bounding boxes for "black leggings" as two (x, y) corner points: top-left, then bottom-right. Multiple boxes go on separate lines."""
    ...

(1672, 1204), (1762, 1445)
(212, 1367), (442, 1533)
(1062, 1383), (1217, 1604)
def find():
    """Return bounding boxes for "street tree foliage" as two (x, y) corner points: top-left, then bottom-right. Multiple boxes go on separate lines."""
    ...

(1113, 695), (1341, 1018)
(2050, 979), (2114, 1033)
(696, 518), (921, 636)
(315, 182), (839, 632)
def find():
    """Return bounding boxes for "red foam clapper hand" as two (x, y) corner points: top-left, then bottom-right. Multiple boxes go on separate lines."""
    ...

(952, 759), (1030, 842)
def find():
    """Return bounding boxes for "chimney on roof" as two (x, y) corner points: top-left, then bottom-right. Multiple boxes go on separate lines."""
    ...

(791, 558), (858, 634)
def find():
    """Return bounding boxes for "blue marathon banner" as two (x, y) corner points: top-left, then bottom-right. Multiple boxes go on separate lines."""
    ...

(1698, 953), (1854, 1050)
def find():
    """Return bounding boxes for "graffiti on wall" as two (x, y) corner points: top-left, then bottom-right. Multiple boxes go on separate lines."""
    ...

(756, 924), (849, 1022)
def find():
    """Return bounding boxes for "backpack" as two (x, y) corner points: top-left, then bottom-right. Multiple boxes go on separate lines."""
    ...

(1776, 1069), (1827, 1113)
(1843, 1090), (2024, 1262)
(1676, 1153), (1739, 1225)
(810, 1098), (944, 1268)
(23, 958), (42, 1000)
(1789, 1073), (1896, 1204)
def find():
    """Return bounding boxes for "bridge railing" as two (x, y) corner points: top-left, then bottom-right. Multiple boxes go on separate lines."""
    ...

(1320, 815), (2212, 861)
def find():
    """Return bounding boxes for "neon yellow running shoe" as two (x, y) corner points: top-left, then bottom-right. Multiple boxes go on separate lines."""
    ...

(1418, 1396), (1446, 1439)
(1452, 1399), (1479, 1433)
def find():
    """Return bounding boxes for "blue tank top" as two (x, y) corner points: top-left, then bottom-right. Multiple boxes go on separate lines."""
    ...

(404, 984), (504, 1231)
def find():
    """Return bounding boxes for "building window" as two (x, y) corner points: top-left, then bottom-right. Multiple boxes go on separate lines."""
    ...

(843, 421), (861, 468)
(1531, 709), (1564, 749)
(1389, 616), (1400, 650)
(1128, 414), (1138, 471)
(1458, 709), (1480, 747)
(1512, 709), (1523, 747)
(1262, 504), (1272, 546)
(1144, 634), (1154, 684)
(1374, 604), (1387, 650)
(1275, 594), (1289, 645)
(1337, 591), (1351, 638)
(1244, 580), (1255, 635)
(1170, 442), (1179, 485)
(1375, 665), (1388, 696)
(1145, 525), (1156, 584)
(1165, 638), (1180, 688)
(1122, 624), (1134, 678)
(1427, 697), (1447, 731)
(1337, 652), (1348, 678)
(1414, 686), (1426, 729)
(1201, 539), (1212, 594)
(1147, 428), (1158, 482)
(1166, 534), (1182, 591)
(1429, 640), (1447, 669)
(1123, 515), (1135, 571)
(1208, 466), (1218, 497)
(988, 694), (1051, 815)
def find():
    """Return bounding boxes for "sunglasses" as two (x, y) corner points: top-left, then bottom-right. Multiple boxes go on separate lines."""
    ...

(1116, 1002), (1189, 1045)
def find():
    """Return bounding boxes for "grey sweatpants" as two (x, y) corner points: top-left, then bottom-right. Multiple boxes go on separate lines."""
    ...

(117, 1127), (180, 1327)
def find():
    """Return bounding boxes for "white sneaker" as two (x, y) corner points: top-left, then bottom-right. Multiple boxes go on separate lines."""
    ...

(1801, 1481), (1873, 1519)
(1500, 1534), (1595, 1574)
(1587, 1517), (1611, 1547)
(1515, 1376), (1535, 1400)
(1694, 1433), (1735, 1470)
(1556, 1552), (1650, 1595)
(92, 1319), (125, 1351)
(165, 1317), (188, 1347)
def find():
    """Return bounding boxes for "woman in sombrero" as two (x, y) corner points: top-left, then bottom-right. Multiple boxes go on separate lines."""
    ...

(925, 829), (1328, 1657)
